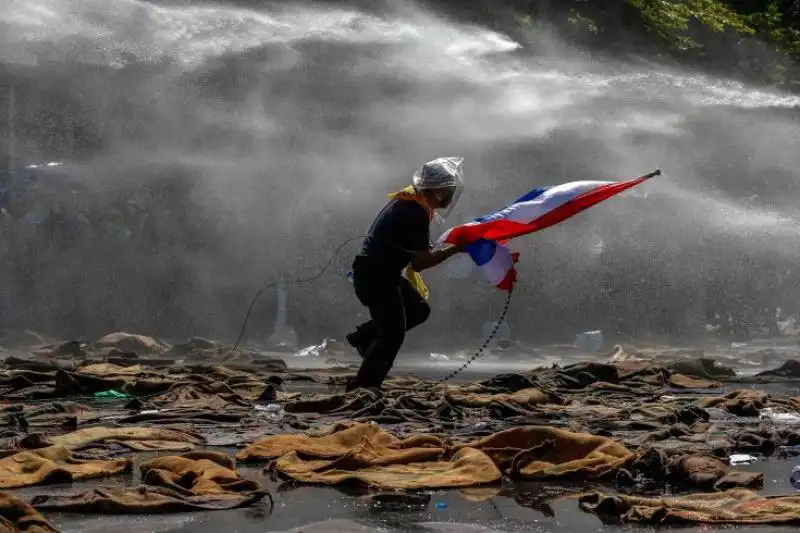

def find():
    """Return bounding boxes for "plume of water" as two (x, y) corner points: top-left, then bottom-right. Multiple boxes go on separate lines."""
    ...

(1, 0), (798, 344)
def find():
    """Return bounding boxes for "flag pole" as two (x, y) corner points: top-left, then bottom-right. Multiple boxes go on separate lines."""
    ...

(642, 169), (662, 179)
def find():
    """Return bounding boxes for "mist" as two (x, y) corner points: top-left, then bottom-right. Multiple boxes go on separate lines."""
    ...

(1, 0), (799, 348)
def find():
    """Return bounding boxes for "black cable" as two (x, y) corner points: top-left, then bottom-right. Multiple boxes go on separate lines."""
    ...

(433, 287), (514, 385)
(221, 235), (365, 363)
(220, 234), (515, 385)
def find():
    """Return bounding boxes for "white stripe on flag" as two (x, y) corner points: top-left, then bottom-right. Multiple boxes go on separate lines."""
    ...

(476, 181), (613, 225)
(479, 244), (514, 285)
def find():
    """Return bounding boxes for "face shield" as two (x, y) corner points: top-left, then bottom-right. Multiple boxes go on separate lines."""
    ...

(412, 156), (465, 224)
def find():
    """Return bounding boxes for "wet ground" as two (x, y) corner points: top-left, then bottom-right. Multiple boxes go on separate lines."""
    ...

(19, 400), (800, 533)
(4, 336), (800, 532)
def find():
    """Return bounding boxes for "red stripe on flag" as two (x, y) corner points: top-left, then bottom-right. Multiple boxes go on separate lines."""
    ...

(484, 177), (647, 241)
(496, 252), (520, 292)
(445, 177), (647, 245)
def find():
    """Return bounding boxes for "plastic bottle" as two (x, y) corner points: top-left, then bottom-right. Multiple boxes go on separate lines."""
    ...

(790, 465), (800, 489)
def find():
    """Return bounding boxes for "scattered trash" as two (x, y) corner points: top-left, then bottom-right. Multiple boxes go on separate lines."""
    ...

(778, 314), (796, 336)
(93, 389), (131, 399)
(254, 403), (284, 421)
(293, 338), (343, 358)
(606, 344), (645, 363)
(791, 466), (800, 489)
(430, 353), (450, 362)
(435, 501), (448, 509)
(729, 454), (757, 465)
(369, 493), (430, 510)
(760, 408), (800, 425)
(575, 330), (604, 353)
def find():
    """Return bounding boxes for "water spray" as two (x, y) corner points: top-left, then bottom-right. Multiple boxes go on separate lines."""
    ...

(220, 235), (515, 384)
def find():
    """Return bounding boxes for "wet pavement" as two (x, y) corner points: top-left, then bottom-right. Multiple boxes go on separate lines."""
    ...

(5, 338), (800, 532)
(30, 457), (800, 533)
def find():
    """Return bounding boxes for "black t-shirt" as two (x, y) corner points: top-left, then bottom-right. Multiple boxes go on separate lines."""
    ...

(357, 198), (431, 276)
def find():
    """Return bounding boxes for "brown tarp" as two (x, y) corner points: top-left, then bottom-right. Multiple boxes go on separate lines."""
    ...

(0, 446), (132, 489)
(0, 492), (58, 533)
(30, 451), (268, 514)
(581, 489), (800, 525)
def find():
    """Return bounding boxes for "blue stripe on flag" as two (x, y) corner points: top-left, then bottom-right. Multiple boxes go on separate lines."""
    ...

(472, 186), (550, 223)
(467, 239), (496, 266)
(512, 186), (551, 204)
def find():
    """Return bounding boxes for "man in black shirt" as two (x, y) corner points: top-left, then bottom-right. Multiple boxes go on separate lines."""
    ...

(345, 157), (467, 391)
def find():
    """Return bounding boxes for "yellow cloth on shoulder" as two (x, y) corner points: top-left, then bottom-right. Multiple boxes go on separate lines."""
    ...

(388, 185), (432, 301)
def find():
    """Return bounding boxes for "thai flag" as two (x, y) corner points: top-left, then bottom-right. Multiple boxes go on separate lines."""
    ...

(439, 170), (660, 291)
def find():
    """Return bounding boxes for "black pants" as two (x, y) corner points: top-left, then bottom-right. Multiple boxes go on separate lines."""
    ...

(346, 261), (430, 390)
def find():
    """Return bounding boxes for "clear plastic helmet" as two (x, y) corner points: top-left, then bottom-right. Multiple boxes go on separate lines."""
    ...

(412, 156), (464, 224)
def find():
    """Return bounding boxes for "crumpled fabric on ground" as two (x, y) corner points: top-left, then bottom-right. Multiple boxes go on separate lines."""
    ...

(76, 363), (153, 378)
(115, 409), (248, 426)
(0, 357), (58, 374)
(282, 389), (380, 415)
(237, 422), (443, 463)
(0, 370), (55, 394)
(580, 489), (800, 525)
(239, 421), (499, 489)
(694, 389), (800, 417)
(21, 427), (203, 453)
(238, 422), (631, 488)
(91, 332), (166, 355)
(527, 361), (722, 393)
(0, 446), (131, 488)
(444, 388), (559, 410)
(1, 402), (79, 431)
(757, 359), (800, 378)
(53, 370), (128, 396)
(0, 491), (58, 533)
(30, 451), (269, 514)
(610, 360), (720, 389)
(666, 358), (736, 380)
(273, 442), (500, 489)
(614, 447), (763, 490)
(459, 425), (632, 480)
(139, 383), (253, 410)
(673, 454), (763, 489)
(279, 389), (468, 427)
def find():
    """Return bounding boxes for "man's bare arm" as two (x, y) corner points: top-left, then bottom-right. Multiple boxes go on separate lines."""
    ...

(409, 245), (464, 272)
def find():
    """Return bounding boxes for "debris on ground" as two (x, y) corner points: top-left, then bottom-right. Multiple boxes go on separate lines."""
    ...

(2, 332), (800, 526)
